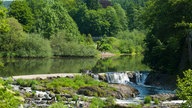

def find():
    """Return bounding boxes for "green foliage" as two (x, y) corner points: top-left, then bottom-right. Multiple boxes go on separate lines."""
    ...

(46, 75), (107, 92)
(16, 79), (39, 87)
(111, 0), (147, 30)
(0, 78), (22, 108)
(71, 4), (126, 37)
(177, 69), (192, 107)
(105, 97), (116, 107)
(0, 60), (4, 72)
(0, 88), (22, 108)
(0, 17), (25, 57)
(16, 34), (52, 57)
(0, 6), (10, 33)
(49, 102), (67, 108)
(116, 30), (146, 54)
(143, 0), (192, 73)
(153, 98), (159, 105)
(51, 30), (98, 57)
(113, 3), (128, 31)
(144, 96), (152, 104)
(26, 0), (80, 38)
(89, 97), (105, 108)
(8, 0), (34, 32)
(97, 37), (120, 53)
(84, 0), (101, 10)
(97, 30), (146, 54)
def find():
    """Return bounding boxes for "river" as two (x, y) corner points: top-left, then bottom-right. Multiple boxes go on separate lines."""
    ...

(1, 55), (175, 96)
(0, 55), (150, 77)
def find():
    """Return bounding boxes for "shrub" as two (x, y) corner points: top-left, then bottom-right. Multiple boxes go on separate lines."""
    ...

(90, 97), (105, 108)
(0, 79), (23, 108)
(16, 79), (39, 87)
(51, 30), (98, 57)
(154, 98), (159, 105)
(16, 34), (52, 57)
(116, 30), (146, 54)
(177, 69), (192, 107)
(144, 96), (152, 104)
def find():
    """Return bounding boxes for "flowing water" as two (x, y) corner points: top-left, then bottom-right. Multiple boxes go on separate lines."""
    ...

(105, 72), (175, 98)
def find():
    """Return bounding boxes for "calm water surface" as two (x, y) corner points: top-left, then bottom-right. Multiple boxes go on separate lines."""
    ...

(0, 55), (150, 77)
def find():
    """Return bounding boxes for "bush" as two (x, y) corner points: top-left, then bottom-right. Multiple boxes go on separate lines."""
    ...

(177, 69), (192, 107)
(154, 98), (159, 105)
(144, 96), (152, 104)
(16, 34), (52, 57)
(90, 97), (105, 108)
(51, 30), (98, 57)
(16, 79), (39, 87)
(116, 30), (146, 54)
(0, 79), (23, 108)
(97, 37), (120, 53)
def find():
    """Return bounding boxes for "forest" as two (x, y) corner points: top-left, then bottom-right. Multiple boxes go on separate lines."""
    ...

(0, 0), (192, 107)
(1, 0), (191, 73)
(0, 0), (146, 58)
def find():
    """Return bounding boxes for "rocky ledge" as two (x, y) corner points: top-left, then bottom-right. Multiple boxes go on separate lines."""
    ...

(78, 84), (139, 99)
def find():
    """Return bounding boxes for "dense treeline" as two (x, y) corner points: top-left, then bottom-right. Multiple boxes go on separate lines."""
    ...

(2, 0), (190, 72)
(0, 0), (146, 58)
(142, 0), (192, 73)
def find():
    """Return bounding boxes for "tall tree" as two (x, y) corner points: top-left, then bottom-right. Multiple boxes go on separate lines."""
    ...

(105, 6), (121, 36)
(111, 0), (147, 30)
(26, 0), (80, 39)
(83, 0), (101, 10)
(143, 0), (192, 73)
(113, 3), (128, 31)
(8, 0), (34, 32)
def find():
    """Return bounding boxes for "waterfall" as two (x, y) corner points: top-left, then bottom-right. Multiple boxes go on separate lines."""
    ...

(105, 72), (149, 85)
(135, 72), (149, 85)
(106, 72), (130, 84)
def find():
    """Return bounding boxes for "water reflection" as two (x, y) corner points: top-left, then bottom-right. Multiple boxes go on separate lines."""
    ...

(0, 55), (150, 77)
(92, 55), (150, 73)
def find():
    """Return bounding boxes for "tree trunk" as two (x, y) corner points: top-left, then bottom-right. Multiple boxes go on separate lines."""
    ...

(179, 31), (192, 72)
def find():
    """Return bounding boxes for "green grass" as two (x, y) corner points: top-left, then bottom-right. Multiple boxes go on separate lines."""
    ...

(46, 75), (108, 90)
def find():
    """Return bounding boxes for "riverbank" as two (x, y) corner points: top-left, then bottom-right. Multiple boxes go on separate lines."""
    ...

(8, 72), (185, 107)
(9, 74), (139, 108)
